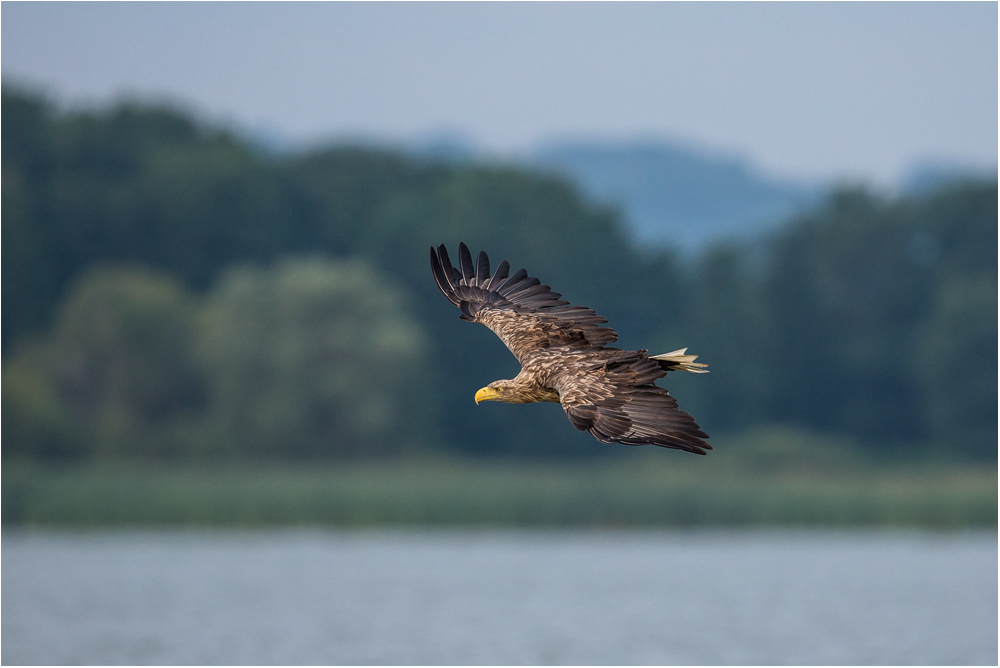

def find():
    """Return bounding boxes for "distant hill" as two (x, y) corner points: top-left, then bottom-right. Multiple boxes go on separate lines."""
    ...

(256, 127), (996, 255)
(529, 141), (821, 253)
(901, 161), (999, 196)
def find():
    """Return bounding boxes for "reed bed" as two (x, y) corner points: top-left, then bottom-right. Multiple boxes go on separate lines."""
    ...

(4, 452), (995, 528)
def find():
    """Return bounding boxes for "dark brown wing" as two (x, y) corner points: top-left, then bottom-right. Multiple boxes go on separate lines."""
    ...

(430, 243), (618, 363)
(554, 349), (711, 454)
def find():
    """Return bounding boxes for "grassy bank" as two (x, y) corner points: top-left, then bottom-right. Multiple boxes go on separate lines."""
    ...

(3, 442), (995, 528)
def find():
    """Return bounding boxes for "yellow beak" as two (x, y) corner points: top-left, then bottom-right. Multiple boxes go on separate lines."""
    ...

(475, 387), (500, 404)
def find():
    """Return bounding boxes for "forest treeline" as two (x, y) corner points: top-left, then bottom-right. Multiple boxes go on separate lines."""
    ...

(3, 87), (996, 461)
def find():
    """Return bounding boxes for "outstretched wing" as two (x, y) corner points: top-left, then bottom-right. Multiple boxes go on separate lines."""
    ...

(430, 243), (618, 363)
(555, 350), (711, 454)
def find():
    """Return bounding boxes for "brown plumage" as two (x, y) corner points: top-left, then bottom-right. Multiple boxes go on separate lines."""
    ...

(430, 243), (711, 454)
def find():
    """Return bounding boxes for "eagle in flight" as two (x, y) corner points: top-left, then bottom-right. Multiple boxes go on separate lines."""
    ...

(430, 243), (711, 454)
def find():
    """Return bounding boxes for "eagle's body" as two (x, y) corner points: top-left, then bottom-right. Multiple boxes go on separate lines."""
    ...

(431, 243), (711, 454)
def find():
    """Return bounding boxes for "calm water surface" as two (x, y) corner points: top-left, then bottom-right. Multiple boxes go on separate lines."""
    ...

(2, 529), (996, 665)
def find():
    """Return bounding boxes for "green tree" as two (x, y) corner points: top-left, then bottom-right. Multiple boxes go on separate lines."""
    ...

(2, 343), (83, 459)
(5, 85), (995, 462)
(756, 184), (996, 455)
(1, 87), (303, 349)
(3, 266), (203, 459)
(663, 243), (768, 431)
(2, 89), (60, 348)
(916, 274), (997, 457)
(196, 257), (434, 458)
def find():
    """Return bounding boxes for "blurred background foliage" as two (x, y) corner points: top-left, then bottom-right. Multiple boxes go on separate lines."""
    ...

(3, 86), (997, 464)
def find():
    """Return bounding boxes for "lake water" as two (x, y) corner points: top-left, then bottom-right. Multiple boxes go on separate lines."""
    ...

(2, 529), (996, 665)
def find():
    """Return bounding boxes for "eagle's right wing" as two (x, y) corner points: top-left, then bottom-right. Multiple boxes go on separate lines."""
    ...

(430, 243), (618, 363)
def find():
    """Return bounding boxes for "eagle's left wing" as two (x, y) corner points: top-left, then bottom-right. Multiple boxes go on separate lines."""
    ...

(555, 350), (711, 454)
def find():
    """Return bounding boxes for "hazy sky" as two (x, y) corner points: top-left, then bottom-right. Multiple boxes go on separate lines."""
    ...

(3, 2), (996, 186)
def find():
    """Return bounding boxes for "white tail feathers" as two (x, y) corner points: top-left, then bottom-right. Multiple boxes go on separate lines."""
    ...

(651, 348), (709, 373)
